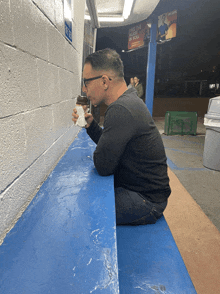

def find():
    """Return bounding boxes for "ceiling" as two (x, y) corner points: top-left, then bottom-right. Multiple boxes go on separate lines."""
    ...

(95, 0), (220, 80)
(85, 0), (160, 28)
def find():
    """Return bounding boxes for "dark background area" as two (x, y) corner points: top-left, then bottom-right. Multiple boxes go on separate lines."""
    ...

(96, 0), (220, 98)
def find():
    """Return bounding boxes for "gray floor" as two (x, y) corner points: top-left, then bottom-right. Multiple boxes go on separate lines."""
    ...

(154, 117), (220, 232)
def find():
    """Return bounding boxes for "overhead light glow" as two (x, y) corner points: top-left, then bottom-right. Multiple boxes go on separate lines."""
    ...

(84, 14), (91, 20)
(98, 17), (124, 22)
(64, 0), (72, 22)
(123, 0), (134, 19)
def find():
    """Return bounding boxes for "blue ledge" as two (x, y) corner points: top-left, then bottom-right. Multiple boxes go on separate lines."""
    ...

(117, 216), (197, 294)
(0, 129), (119, 294)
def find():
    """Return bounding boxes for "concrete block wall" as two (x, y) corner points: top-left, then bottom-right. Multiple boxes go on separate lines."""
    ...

(0, 0), (86, 240)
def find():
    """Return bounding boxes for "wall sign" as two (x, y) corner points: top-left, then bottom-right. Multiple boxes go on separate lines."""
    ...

(128, 20), (150, 51)
(158, 10), (177, 42)
(64, 0), (72, 42)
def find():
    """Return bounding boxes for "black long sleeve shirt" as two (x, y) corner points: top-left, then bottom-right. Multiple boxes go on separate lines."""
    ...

(87, 88), (171, 203)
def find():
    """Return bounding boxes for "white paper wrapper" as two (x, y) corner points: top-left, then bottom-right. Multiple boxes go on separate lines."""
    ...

(75, 105), (87, 127)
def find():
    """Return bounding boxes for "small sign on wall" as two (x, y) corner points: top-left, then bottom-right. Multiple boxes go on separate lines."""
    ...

(64, 0), (72, 42)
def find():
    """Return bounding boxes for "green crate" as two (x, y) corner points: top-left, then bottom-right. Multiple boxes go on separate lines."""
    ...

(164, 111), (197, 135)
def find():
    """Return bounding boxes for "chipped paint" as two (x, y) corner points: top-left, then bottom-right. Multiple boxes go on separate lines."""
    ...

(0, 130), (119, 293)
(117, 219), (197, 293)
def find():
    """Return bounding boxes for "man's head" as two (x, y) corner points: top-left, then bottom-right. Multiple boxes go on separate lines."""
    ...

(161, 14), (166, 24)
(82, 49), (126, 106)
(130, 77), (134, 84)
(134, 76), (140, 85)
(85, 48), (124, 79)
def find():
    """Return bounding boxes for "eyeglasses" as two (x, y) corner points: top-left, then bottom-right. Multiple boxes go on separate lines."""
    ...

(83, 75), (112, 87)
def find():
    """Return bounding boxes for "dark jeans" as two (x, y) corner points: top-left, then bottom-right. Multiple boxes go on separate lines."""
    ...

(115, 187), (167, 225)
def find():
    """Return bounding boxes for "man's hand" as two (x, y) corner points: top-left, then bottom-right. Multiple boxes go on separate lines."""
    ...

(72, 106), (94, 128)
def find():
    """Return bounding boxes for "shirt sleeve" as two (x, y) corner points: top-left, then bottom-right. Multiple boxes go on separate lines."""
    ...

(92, 104), (135, 176)
(86, 119), (103, 144)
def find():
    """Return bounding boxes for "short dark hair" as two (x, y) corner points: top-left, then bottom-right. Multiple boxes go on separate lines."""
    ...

(85, 48), (124, 78)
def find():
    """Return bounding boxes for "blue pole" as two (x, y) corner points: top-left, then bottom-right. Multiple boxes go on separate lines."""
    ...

(145, 17), (158, 116)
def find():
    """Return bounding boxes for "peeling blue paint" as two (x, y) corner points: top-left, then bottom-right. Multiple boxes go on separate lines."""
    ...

(0, 129), (119, 294)
(117, 217), (197, 293)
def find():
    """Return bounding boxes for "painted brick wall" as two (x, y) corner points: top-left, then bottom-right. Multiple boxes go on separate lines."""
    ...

(0, 0), (86, 240)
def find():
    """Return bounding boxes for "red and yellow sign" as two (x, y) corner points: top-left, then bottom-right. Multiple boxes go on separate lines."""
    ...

(128, 20), (150, 50)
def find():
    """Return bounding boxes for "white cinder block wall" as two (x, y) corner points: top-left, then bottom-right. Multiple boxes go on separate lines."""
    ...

(0, 0), (86, 240)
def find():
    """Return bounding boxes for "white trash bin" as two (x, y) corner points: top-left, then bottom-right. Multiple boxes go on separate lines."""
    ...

(203, 96), (220, 171)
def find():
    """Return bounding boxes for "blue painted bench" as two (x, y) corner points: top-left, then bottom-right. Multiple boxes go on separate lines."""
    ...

(0, 129), (119, 294)
(0, 129), (196, 294)
(117, 219), (197, 293)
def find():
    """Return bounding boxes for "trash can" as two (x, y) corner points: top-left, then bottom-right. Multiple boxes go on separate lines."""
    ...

(203, 96), (220, 171)
(164, 111), (197, 135)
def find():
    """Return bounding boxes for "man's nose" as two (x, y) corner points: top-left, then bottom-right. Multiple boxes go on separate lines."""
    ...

(82, 85), (87, 94)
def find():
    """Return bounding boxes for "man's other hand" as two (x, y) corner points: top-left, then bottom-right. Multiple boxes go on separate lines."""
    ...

(72, 107), (93, 128)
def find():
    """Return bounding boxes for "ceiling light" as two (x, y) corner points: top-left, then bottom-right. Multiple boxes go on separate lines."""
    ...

(123, 0), (134, 19)
(98, 17), (124, 22)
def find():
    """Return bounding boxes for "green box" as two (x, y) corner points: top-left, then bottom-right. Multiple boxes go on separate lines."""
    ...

(164, 111), (197, 135)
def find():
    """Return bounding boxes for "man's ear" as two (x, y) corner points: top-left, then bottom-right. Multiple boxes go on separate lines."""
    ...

(102, 75), (109, 90)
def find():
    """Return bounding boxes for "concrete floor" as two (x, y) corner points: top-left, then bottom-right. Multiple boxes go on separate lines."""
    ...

(154, 117), (220, 294)
(154, 117), (220, 232)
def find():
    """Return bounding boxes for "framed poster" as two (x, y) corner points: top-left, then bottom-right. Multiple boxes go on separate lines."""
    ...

(158, 10), (177, 42)
(128, 20), (150, 51)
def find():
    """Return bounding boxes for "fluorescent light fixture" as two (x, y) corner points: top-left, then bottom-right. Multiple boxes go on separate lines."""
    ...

(123, 0), (134, 19)
(99, 17), (124, 22)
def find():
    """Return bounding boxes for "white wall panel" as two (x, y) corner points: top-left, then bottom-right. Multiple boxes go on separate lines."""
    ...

(0, 114), (26, 193)
(47, 22), (65, 67)
(0, 151), (47, 238)
(37, 59), (61, 105)
(54, 0), (65, 35)
(0, 43), (41, 118)
(32, 0), (56, 24)
(52, 100), (76, 138)
(0, 0), (14, 44)
(0, 125), (79, 241)
(11, 0), (49, 60)
(0, 0), (86, 239)
(59, 68), (75, 101)
(43, 125), (80, 179)
(72, 0), (86, 59)
(64, 41), (78, 73)
(24, 107), (54, 164)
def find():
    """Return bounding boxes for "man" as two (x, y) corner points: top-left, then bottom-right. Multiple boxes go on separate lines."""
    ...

(72, 48), (171, 225)
(134, 76), (144, 100)
(158, 14), (168, 41)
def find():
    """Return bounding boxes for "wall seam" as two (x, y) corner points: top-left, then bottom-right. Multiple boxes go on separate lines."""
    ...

(0, 124), (79, 196)
(31, 0), (77, 51)
(0, 98), (77, 120)
(0, 40), (78, 72)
